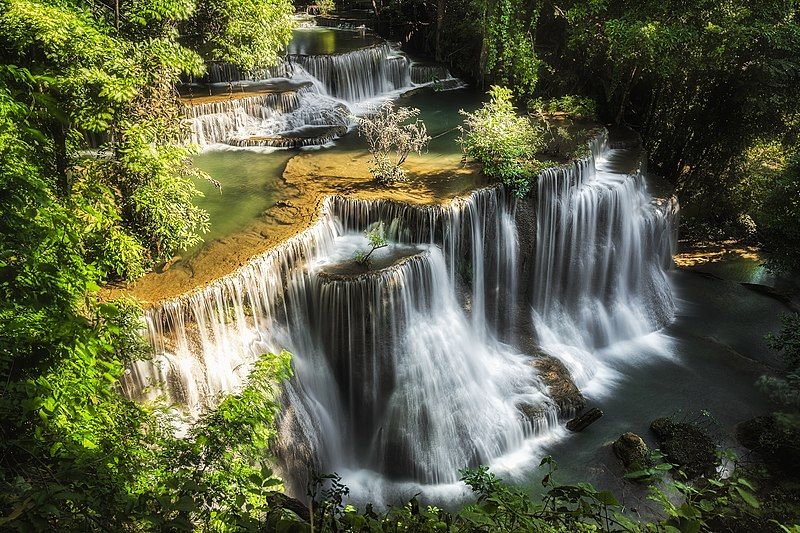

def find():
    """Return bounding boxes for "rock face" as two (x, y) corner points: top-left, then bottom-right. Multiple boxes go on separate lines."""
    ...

(566, 407), (603, 432)
(650, 417), (718, 479)
(613, 432), (653, 469)
(532, 356), (586, 415)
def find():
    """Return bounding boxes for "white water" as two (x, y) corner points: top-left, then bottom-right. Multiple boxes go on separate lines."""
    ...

(125, 130), (679, 503)
(185, 34), (456, 148)
(531, 136), (679, 391)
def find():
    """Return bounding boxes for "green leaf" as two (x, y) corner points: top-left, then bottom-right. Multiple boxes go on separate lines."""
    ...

(735, 486), (760, 509)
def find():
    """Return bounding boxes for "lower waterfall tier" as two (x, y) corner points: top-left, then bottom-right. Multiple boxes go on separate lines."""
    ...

(280, 237), (556, 486)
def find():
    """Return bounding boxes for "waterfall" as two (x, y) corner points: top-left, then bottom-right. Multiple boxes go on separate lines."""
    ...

(128, 130), (679, 502)
(183, 77), (351, 147)
(291, 44), (412, 103)
(530, 132), (679, 388)
(182, 34), (449, 147)
(282, 241), (553, 486)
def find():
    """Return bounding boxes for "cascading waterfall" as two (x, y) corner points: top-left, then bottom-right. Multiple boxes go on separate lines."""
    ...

(183, 29), (455, 148)
(281, 241), (553, 487)
(291, 44), (412, 102)
(531, 132), (679, 388)
(127, 130), (679, 503)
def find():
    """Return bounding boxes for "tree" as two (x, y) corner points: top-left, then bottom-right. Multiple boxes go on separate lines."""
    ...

(184, 0), (295, 72)
(354, 222), (389, 267)
(563, 0), (800, 238)
(358, 101), (431, 184)
(459, 85), (545, 196)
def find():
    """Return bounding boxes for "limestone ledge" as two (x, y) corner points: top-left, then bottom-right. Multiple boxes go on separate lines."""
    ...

(103, 149), (487, 305)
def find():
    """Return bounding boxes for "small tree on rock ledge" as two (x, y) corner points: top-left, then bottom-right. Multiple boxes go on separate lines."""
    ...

(354, 222), (388, 266)
(358, 101), (431, 184)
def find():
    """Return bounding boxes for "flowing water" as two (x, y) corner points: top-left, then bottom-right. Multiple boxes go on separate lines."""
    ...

(127, 19), (784, 507)
(183, 26), (457, 149)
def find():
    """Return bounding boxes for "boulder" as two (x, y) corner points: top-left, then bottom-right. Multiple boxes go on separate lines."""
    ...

(531, 356), (586, 415)
(613, 432), (653, 469)
(650, 417), (718, 479)
(566, 407), (603, 432)
(737, 415), (800, 478)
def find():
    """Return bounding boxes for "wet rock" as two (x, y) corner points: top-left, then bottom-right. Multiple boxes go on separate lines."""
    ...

(613, 432), (653, 469)
(740, 283), (800, 312)
(516, 402), (545, 422)
(567, 407), (603, 432)
(650, 417), (717, 479)
(737, 415), (800, 477)
(532, 356), (586, 415)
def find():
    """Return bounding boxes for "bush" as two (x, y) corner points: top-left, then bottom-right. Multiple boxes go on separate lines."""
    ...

(316, 0), (335, 15)
(459, 86), (545, 196)
(530, 95), (598, 120)
(358, 101), (430, 185)
(759, 313), (800, 409)
(757, 152), (800, 274)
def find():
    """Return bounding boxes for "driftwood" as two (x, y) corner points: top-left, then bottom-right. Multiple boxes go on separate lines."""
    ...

(566, 407), (603, 432)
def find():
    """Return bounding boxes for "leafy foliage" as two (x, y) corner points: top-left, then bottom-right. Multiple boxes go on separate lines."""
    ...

(184, 0), (295, 71)
(316, 0), (335, 16)
(530, 95), (597, 121)
(759, 313), (800, 409)
(484, 0), (541, 99)
(756, 152), (800, 273)
(285, 454), (785, 532)
(0, 0), (297, 529)
(354, 222), (389, 266)
(358, 101), (431, 184)
(459, 85), (545, 196)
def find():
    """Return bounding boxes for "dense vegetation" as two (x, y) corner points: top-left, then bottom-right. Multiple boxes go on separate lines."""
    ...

(0, 0), (296, 528)
(1, 0), (799, 529)
(367, 0), (800, 272)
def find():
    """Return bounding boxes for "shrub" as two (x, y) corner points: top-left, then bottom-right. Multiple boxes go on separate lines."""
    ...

(459, 86), (545, 196)
(354, 222), (388, 266)
(530, 95), (598, 120)
(358, 101), (430, 184)
(316, 0), (335, 15)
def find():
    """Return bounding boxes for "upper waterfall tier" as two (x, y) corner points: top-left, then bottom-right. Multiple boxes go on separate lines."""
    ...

(289, 44), (412, 103)
(181, 27), (455, 147)
(127, 129), (679, 502)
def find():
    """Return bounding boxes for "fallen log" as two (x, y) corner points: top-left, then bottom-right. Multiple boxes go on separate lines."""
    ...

(566, 407), (603, 432)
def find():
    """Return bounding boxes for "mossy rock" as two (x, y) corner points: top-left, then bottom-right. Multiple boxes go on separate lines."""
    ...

(613, 432), (654, 471)
(650, 417), (718, 479)
(737, 414), (800, 478)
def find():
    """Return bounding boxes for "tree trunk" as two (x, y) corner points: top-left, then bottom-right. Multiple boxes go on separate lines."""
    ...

(435, 0), (445, 61)
(52, 121), (71, 197)
(615, 66), (637, 125)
